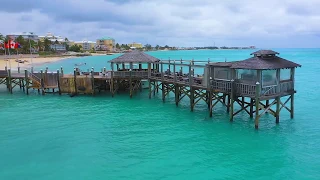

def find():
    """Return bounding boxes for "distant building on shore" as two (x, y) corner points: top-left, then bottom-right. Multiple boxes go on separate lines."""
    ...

(73, 40), (96, 51)
(128, 42), (143, 49)
(7, 32), (39, 41)
(38, 32), (68, 43)
(96, 37), (115, 51)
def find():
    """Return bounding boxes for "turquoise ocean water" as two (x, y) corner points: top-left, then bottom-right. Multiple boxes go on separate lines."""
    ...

(0, 49), (320, 179)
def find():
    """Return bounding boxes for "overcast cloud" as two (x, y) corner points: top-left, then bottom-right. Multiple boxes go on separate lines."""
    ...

(1, 0), (319, 47)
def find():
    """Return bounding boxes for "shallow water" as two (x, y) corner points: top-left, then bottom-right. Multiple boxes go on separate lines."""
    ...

(0, 49), (319, 179)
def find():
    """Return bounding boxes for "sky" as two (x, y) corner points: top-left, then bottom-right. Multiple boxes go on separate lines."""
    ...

(0, 0), (320, 48)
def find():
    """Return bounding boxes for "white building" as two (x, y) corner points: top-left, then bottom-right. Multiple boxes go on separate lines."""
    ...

(7, 32), (39, 41)
(74, 40), (96, 51)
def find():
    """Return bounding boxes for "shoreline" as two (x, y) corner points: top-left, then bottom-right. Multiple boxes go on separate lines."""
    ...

(0, 53), (107, 70)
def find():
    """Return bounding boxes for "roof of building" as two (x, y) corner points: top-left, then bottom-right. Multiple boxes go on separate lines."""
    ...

(98, 37), (115, 41)
(110, 51), (160, 63)
(74, 40), (96, 44)
(250, 50), (279, 56)
(230, 51), (301, 69)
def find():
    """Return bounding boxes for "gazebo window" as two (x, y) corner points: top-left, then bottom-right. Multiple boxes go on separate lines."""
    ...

(262, 70), (277, 87)
(236, 69), (257, 83)
(280, 69), (291, 81)
(214, 67), (231, 80)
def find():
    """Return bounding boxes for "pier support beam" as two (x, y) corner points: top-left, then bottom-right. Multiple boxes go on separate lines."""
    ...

(255, 82), (261, 129)
(57, 69), (61, 95)
(24, 70), (29, 95)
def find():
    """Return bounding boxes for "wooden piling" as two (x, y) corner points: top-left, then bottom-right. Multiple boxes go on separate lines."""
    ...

(255, 82), (261, 129)
(249, 98), (254, 118)
(8, 69), (12, 94)
(40, 70), (45, 95)
(91, 69), (95, 96)
(129, 69), (133, 98)
(24, 69), (29, 95)
(73, 69), (77, 95)
(276, 96), (280, 124)
(230, 79), (235, 121)
(57, 69), (61, 95)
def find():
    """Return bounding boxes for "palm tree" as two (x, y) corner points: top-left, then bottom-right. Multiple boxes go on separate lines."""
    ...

(43, 38), (51, 51)
(54, 40), (59, 51)
(0, 33), (4, 41)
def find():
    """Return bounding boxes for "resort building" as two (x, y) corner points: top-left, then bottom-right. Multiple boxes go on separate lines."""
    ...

(73, 40), (96, 51)
(96, 37), (115, 51)
(6, 32), (39, 41)
(128, 42), (143, 49)
(38, 32), (69, 43)
(49, 44), (66, 51)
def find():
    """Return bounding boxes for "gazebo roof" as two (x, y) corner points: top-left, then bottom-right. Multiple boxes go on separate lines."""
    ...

(250, 50), (279, 56)
(110, 51), (160, 63)
(230, 51), (301, 70)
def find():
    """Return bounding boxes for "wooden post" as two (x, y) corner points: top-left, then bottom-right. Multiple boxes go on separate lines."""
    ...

(116, 64), (119, 71)
(189, 62), (194, 111)
(24, 69), (29, 95)
(73, 68), (77, 95)
(129, 69), (133, 98)
(18, 67), (22, 89)
(57, 69), (61, 95)
(161, 62), (165, 102)
(40, 69), (45, 95)
(227, 94), (231, 113)
(209, 91), (213, 117)
(111, 62), (114, 97)
(249, 98), (254, 118)
(8, 69), (12, 93)
(148, 63), (152, 99)
(276, 96), (280, 124)
(290, 67), (295, 119)
(255, 82), (261, 129)
(91, 68), (95, 96)
(230, 79), (235, 121)
(60, 66), (64, 77)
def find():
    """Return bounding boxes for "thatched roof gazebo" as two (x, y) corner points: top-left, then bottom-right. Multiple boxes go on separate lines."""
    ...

(110, 51), (160, 71)
(110, 51), (160, 64)
(230, 50), (301, 70)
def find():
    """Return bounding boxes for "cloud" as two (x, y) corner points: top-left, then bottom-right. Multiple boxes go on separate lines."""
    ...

(1, 0), (320, 47)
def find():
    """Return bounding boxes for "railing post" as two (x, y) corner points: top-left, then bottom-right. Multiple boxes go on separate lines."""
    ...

(255, 82), (261, 129)
(60, 66), (64, 77)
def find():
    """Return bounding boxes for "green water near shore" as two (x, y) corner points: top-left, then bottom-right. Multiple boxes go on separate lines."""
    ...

(0, 49), (319, 179)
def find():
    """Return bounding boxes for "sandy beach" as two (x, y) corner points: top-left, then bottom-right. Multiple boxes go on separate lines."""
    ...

(0, 56), (77, 70)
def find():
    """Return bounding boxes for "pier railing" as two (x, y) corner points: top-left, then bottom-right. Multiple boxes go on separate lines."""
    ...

(235, 80), (294, 97)
(211, 80), (232, 93)
(235, 83), (256, 96)
(113, 71), (149, 78)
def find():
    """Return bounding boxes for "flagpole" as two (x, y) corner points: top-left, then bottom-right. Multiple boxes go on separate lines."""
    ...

(8, 42), (11, 70)
(29, 38), (33, 70)
(4, 43), (7, 68)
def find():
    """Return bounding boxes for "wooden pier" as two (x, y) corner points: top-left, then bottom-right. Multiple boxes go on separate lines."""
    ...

(0, 50), (301, 129)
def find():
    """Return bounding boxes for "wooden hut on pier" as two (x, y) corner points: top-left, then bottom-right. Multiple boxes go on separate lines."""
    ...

(209, 50), (301, 128)
(109, 51), (160, 97)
